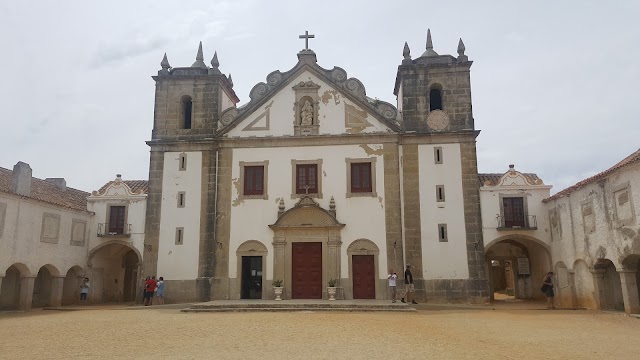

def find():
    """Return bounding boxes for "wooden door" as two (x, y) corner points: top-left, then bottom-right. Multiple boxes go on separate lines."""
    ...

(352, 255), (375, 299)
(291, 242), (322, 299)
(503, 197), (525, 228)
(241, 256), (263, 299)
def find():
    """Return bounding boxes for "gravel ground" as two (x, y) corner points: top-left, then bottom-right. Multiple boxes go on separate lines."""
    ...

(0, 307), (638, 360)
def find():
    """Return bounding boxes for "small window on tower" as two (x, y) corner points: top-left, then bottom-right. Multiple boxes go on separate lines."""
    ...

(429, 86), (443, 111)
(438, 224), (448, 242)
(177, 192), (186, 208)
(179, 153), (187, 171)
(181, 95), (193, 129)
(434, 147), (443, 164)
(175, 227), (184, 245)
(436, 185), (445, 202)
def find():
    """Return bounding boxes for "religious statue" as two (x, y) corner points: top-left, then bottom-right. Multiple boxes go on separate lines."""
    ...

(300, 100), (314, 126)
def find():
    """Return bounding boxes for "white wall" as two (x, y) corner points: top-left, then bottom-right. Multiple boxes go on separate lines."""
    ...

(0, 194), (90, 277)
(157, 151), (203, 280)
(226, 71), (391, 137)
(229, 144), (388, 280)
(418, 144), (469, 279)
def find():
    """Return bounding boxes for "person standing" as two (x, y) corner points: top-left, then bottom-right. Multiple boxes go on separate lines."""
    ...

(401, 264), (418, 304)
(155, 277), (165, 305)
(144, 276), (157, 306)
(542, 271), (556, 309)
(387, 269), (398, 303)
(79, 278), (90, 303)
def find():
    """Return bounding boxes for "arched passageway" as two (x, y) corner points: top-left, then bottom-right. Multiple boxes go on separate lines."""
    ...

(620, 254), (640, 314)
(485, 236), (551, 301)
(32, 265), (61, 308)
(594, 259), (624, 311)
(87, 242), (141, 303)
(0, 263), (29, 309)
(62, 266), (84, 305)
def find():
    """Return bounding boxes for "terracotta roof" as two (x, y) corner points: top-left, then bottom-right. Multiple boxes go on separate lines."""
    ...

(544, 148), (640, 202)
(0, 167), (90, 212)
(97, 180), (148, 195)
(478, 173), (542, 186)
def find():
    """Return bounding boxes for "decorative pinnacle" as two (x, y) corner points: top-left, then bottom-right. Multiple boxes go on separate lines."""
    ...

(211, 51), (219, 68)
(422, 29), (438, 57)
(191, 41), (207, 68)
(457, 38), (466, 56)
(228, 73), (233, 87)
(160, 53), (170, 69)
(403, 42), (410, 59)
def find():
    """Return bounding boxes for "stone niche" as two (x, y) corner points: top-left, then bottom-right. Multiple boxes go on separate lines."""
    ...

(292, 81), (320, 136)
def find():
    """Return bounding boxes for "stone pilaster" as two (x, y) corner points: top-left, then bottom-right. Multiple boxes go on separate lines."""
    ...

(0, 275), (3, 295)
(197, 148), (218, 301)
(591, 268), (606, 310)
(401, 144), (423, 280)
(383, 143), (403, 273)
(211, 148), (233, 299)
(618, 270), (640, 314)
(19, 276), (35, 311)
(49, 276), (65, 307)
(327, 232), (342, 284)
(142, 150), (165, 281)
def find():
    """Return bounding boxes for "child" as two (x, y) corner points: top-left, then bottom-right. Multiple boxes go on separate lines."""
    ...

(387, 269), (398, 303)
(80, 277), (90, 303)
(156, 277), (165, 305)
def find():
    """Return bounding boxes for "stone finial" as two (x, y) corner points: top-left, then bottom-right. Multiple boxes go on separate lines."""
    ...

(422, 29), (438, 57)
(457, 38), (468, 62)
(508, 164), (516, 173)
(160, 53), (170, 70)
(228, 73), (233, 87)
(402, 42), (412, 65)
(329, 196), (336, 218)
(191, 41), (207, 68)
(278, 199), (285, 217)
(211, 51), (219, 68)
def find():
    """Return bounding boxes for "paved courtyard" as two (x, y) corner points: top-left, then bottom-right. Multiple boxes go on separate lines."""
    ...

(1, 305), (638, 359)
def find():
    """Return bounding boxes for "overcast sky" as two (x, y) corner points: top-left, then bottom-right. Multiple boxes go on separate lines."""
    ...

(0, 1), (638, 194)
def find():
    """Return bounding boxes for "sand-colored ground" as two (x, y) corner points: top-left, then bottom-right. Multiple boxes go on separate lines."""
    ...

(1, 306), (639, 360)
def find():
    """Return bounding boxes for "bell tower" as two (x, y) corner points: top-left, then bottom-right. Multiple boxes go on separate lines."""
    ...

(394, 29), (473, 133)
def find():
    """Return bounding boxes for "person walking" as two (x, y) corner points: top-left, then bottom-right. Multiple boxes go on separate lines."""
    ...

(401, 264), (418, 304)
(144, 276), (157, 306)
(155, 277), (165, 305)
(387, 269), (398, 303)
(542, 271), (556, 309)
(79, 278), (90, 303)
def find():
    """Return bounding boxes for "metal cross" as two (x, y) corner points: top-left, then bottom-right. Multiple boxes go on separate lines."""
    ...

(299, 31), (315, 50)
(304, 185), (310, 195)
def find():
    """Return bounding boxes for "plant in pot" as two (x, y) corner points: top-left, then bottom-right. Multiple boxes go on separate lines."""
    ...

(327, 278), (338, 301)
(272, 279), (284, 301)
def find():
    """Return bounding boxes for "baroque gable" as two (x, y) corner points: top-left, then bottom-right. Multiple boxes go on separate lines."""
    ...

(220, 53), (400, 137)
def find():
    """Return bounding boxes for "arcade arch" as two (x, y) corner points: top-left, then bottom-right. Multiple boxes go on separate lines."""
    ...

(87, 241), (142, 303)
(0, 263), (30, 309)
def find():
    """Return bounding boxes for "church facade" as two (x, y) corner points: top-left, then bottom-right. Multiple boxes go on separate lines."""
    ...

(143, 32), (490, 303)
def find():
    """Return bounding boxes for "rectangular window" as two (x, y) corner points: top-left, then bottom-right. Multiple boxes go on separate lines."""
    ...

(436, 185), (445, 202)
(350, 162), (372, 193)
(244, 166), (265, 195)
(438, 224), (448, 242)
(108, 206), (126, 234)
(434, 147), (443, 164)
(502, 197), (525, 228)
(179, 153), (187, 171)
(296, 164), (318, 194)
(175, 227), (184, 245)
(177, 192), (186, 208)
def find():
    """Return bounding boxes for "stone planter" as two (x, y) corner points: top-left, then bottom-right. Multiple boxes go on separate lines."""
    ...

(273, 287), (283, 301)
(327, 287), (337, 301)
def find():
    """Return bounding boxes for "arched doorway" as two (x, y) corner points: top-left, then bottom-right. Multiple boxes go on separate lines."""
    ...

(87, 241), (142, 303)
(573, 259), (596, 309)
(554, 262), (572, 308)
(485, 235), (551, 301)
(347, 239), (380, 300)
(62, 266), (84, 305)
(620, 254), (640, 314)
(32, 265), (61, 308)
(0, 263), (30, 309)
(236, 240), (268, 300)
(594, 259), (624, 311)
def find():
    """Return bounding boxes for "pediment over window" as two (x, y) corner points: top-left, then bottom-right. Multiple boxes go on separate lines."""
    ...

(270, 196), (344, 229)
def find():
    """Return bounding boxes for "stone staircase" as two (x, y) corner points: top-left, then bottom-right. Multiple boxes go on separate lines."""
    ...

(181, 300), (416, 313)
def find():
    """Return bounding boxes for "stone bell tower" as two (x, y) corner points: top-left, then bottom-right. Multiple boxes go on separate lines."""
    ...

(151, 42), (239, 140)
(394, 29), (474, 133)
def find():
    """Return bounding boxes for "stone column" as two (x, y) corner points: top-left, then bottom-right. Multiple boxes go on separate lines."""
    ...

(567, 270), (578, 309)
(327, 232), (342, 285)
(591, 269), (606, 310)
(18, 276), (36, 311)
(618, 270), (640, 315)
(273, 233), (286, 298)
(0, 275), (4, 295)
(49, 276), (65, 307)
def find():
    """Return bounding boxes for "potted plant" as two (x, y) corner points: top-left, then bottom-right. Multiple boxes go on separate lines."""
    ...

(272, 279), (284, 301)
(327, 278), (338, 301)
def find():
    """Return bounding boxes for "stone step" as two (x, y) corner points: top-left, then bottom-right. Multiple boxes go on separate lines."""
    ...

(181, 307), (416, 313)
(188, 303), (409, 310)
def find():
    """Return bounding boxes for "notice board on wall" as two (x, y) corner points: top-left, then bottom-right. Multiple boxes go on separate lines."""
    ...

(517, 257), (531, 275)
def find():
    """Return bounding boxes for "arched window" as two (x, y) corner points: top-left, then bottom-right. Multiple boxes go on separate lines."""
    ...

(429, 86), (443, 111)
(181, 95), (193, 129)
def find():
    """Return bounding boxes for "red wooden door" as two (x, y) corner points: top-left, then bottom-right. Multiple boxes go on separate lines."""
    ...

(352, 255), (375, 299)
(292, 242), (322, 299)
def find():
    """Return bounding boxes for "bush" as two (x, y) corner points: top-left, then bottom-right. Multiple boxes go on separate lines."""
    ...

(272, 279), (283, 287)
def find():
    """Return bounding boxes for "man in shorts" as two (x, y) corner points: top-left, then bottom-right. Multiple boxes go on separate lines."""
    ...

(144, 276), (157, 306)
(401, 264), (418, 304)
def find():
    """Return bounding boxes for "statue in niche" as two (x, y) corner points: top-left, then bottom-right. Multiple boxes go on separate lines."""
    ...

(300, 99), (314, 126)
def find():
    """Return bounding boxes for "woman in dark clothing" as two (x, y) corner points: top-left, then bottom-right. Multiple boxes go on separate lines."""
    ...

(542, 272), (555, 309)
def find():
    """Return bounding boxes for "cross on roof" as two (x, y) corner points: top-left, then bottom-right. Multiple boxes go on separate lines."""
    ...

(299, 31), (315, 50)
